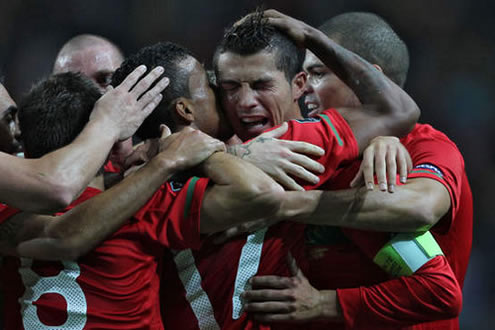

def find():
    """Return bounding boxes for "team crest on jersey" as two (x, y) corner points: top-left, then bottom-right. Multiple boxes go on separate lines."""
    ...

(169, 181), (184, 192)
(413, 163), (444, 178)
(294, 117), (321, 124)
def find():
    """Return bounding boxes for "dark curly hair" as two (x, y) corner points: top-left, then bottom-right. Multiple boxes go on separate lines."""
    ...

(213, 10), (305, 82)
(112, 42), (195, 140)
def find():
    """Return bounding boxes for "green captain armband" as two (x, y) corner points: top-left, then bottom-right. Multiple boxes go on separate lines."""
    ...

(373, 231), (444, 277)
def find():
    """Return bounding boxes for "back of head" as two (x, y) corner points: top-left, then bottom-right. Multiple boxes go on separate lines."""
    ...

(213, 11), (305, 81)
(319, 12), (409, 87)
(112, 41), (195, 140)
(18, 72), (101, 158)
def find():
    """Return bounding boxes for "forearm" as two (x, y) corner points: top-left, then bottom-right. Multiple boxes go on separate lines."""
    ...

(0, 119), (119, 213)
(305, 29), (391, 105)
(304, 28), (419, 137)
(200, 153), (284, 233)
(18, 153), (179, 260)
(281, 183), (444, 232)
(33, 118), (121, 209)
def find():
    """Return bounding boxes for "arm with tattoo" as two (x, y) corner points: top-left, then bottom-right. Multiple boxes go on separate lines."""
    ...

(263, 10), (420, 151)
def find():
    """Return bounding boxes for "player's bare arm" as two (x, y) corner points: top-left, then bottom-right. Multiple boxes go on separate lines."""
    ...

(199, 152), (285, 234)
(268, 134), (451, 231)
(274, 176), (448, 232)
(0, 127), (225, 260)
(262, 9), (420, 151)
(0, 65), (168, 213)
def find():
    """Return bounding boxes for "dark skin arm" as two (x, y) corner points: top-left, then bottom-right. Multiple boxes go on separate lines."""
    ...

(261, 10), (420, 152)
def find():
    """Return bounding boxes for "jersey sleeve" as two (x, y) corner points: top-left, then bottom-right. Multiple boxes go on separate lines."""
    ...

(336, 255), (462, 329)
(103, 160), (121, 173)
(133, 177), (210, 250)
(277, 109), (359, 187)
(0, 204), (20, 225)
(403, 127), (465, 230)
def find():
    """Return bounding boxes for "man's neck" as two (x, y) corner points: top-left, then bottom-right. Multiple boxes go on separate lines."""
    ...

(284, 103), (304, 121)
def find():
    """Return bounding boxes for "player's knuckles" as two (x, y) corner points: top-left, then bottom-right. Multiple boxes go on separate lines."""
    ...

(287, 277), (299, 287)
(376, 146), (387, 159)
(276, 149), (292, 159)
(285, 302), (297, 313)
(361, 162), (374, 172)
(363, 144), (375, 156)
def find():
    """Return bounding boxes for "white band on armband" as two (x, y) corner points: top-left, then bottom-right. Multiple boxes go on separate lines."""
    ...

(373, 231), (444, 277)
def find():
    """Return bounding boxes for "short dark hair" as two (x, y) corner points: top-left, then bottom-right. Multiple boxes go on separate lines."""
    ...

(319, 12), (409, 87)
(213, 11), (305, 81)
(18, 72), (101, 158)
(112, 42), (195, 140)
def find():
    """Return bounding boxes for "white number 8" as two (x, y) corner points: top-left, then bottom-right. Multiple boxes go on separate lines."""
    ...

(18, 258), (87, 329)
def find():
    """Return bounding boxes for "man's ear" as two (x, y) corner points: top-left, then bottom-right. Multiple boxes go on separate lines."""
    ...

(174, 98), (195, 124)
(291, 71), (307, 102)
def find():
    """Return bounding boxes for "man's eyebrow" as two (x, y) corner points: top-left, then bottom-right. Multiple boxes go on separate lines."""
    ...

(7, 106), (17, 116)
(252, 77), (272, 84)
(218, 79), (239, 84)
(1, 105), (17, 119)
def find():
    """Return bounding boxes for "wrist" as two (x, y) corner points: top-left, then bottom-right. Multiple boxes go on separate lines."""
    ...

(151, 151), (182, 176)
(320, 290), (342, 320)
(87, 116), (120, 143)
(280, 191), (323, 221)
(304, 27), (326, 50)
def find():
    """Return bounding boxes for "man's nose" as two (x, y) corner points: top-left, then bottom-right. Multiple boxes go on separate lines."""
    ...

(237, 84), (258, 110)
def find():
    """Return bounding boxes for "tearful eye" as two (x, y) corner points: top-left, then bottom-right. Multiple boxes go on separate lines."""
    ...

(219, 82), (239, 92)
(310, 71), (325, 79)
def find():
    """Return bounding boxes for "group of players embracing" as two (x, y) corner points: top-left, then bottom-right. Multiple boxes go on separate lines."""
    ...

(0, 8), (471, 330)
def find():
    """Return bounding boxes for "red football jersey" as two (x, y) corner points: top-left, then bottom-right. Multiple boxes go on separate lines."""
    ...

(306, 123), (471, 329)
(0, 176), (209, 330)
(160, 109), (359, 329)
(103, 160), (120, 173)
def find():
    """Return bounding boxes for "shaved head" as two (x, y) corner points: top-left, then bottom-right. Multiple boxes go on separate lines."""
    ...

(53, 34), (124, 90)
